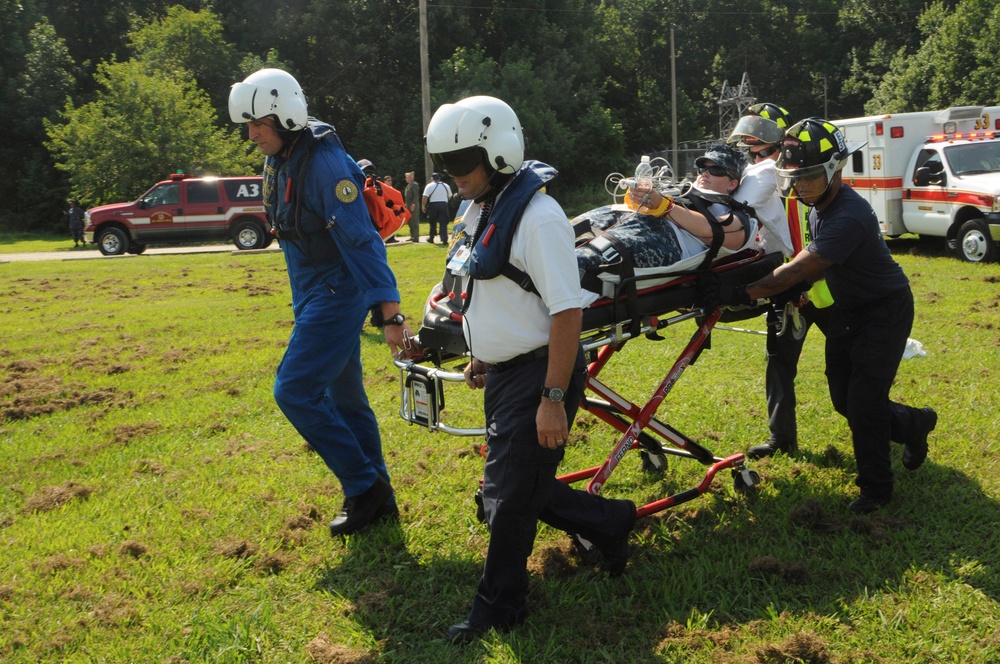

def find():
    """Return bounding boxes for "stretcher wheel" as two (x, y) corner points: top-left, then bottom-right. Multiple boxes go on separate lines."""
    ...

(640, 449), (668, 473)
(732, 468), (760, 493)
(570, 533), (598, 559)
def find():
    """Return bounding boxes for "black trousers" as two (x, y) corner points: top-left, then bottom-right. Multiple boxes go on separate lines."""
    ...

(764, 303), (814, 447)
(824, 287), (925, 500)
(468, 347), (635, 627)
(426, 202), (450, 242)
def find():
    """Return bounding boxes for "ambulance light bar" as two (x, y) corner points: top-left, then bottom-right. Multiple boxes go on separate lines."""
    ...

(926, 131), (998, 143)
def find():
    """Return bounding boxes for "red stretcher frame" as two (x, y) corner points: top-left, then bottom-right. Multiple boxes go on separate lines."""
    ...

(395, 248), (781, 517)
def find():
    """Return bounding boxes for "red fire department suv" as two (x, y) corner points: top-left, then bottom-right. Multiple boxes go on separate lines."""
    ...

(83, 173), (272, 255)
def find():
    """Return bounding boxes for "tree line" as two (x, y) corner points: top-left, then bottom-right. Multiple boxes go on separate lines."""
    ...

(2, 0), (997, 233)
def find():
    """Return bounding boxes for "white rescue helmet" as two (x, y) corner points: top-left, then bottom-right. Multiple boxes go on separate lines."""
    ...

(425, 96), (524, 176)
(229, 68), (308, 132)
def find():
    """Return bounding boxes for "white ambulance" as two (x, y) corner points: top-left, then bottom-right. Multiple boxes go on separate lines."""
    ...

(836, 106), (1000, 262)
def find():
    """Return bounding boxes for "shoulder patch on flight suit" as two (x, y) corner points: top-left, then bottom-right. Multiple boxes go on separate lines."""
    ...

(335, 179), (359, 203)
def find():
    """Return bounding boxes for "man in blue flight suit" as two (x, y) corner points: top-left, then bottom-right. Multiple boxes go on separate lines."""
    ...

(229, 68), (420, 535)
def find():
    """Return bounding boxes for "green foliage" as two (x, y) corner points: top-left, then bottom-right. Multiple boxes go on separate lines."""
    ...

(45, 60), (257, 206)
(868, 0), (1000, 113)
(4, 0), (1000, 232)
(127, 5), (239, 119)
(10, 19), (77, 231)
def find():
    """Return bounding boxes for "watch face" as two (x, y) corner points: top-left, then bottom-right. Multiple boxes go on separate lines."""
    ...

(543, 387), (565, 402)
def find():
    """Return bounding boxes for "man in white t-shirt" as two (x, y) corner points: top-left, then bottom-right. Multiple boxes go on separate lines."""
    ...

(729, 103), (819, 460)
(425, 95), (636, 644)
(421, 172), (452, 243)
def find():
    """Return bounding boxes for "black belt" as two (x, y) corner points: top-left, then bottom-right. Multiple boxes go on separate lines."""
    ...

(274, 227), (302, 240)
(491, 347), (548, 373)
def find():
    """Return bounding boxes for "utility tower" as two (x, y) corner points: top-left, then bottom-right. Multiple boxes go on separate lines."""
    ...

(717, 72), (756, 139)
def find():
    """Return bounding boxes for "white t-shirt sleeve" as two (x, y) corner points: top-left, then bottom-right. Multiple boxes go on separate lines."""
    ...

(514, 196), (581, 316)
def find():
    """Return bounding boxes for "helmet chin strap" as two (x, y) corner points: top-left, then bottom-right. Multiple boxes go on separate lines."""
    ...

(797, 172), (838, 208)
(472, 166), (514, 203)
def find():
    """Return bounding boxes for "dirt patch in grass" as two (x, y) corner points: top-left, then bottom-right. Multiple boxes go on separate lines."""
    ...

(90, 593), (140, 627)
(756, 630), (832, 663)
(254, 551), (293, 574)
(35, 553), (87, 574)
(789, 498), (843, 534)
(1, 362), (132, 421)
(748, 555), (809, 583)
(305, 632), (375, 664)
(133, 458), (166, 475)
(22, 482), (94, 513)
(215, 538), (258, 559)
(280, 508), (320, 549)
(111, 422), (160, 445)
(119, 540), (149, 558)
(529, 537), (583, 578)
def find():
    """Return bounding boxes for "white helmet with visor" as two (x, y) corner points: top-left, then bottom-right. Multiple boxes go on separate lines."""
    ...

(425, 96), (524, 178)
(228, 68), (308, 132)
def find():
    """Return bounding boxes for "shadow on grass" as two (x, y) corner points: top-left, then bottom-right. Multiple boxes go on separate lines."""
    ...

(885, 235), (954, 260)
(303, 437), (1000, 662)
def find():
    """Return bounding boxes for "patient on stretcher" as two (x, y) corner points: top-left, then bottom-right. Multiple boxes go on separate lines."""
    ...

(575, 145), (761, 303)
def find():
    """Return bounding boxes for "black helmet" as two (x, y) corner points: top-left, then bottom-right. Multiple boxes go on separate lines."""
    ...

(695, 143), (747, 181)
(775, 118), (865, 199)
(729, 102), (792, 148)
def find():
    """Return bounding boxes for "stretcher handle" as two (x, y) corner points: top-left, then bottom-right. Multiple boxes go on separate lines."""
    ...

(430, 290), (464, 321)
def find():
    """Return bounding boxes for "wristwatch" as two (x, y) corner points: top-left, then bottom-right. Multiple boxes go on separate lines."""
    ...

(541, 386), (565, 403)
(382, 313), (406, 327)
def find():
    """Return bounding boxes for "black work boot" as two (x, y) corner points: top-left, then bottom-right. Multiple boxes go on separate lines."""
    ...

(602, 500), (637, 576)
(902, 407), (936, 471)
(849, 493), (891, 514)
(747, 439), (797, 460)
(329, 477), (393, 536)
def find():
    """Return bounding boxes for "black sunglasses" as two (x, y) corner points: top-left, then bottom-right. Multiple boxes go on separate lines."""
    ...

(697, 164), (731, 177)
(751, 145), (780, 160)
(430, 147), (484, 177)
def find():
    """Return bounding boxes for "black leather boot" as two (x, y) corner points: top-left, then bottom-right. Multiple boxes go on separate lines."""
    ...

(328, 477), (393, 536)
(747, 439), (798, 460)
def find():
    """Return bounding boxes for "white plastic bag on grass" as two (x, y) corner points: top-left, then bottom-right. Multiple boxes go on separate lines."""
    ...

(902, 338), (927, 360)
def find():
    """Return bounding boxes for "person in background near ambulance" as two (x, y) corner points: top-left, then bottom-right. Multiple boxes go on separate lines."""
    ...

(426, 95), (636, 643)
(721, 118), (937, 514)
(229, 68), (420, 536)
(67, 200), (86, 247)
(404, 171), (421, 242)
(729, 103), (819, 460)
(422, 171), (452, 243)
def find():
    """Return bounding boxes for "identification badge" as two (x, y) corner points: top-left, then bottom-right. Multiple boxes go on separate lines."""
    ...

(448, 244), (472, 275)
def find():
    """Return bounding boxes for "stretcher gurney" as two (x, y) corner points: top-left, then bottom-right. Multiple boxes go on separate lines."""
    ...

(394, 243), (783, 518)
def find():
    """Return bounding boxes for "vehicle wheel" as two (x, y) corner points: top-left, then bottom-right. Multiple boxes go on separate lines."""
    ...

(97, 227), (129, 256)
(957, 218), (997, 263)
(233, 219), (266, 250)
(733, 468), (760, 494)
(640, 449), (667, 473)
(259, 233), (274, 249)
(127, 243), (147, 255)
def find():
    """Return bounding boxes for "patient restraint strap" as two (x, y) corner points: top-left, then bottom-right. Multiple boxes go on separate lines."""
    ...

(685, 191), (755, 271)
(585, 231), (642, 337)
(688, 194), (727, 271)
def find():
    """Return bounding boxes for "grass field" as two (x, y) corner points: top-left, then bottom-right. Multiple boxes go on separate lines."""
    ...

(1, 236), (999, 663)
